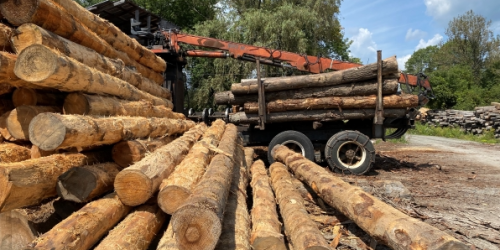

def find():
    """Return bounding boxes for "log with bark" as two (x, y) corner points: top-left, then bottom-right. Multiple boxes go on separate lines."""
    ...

(64, 93), (181, 118)
(215, 79), (399, 105)
(94, 202), (167, 250)
(272, 145), (470, 250)
(231, 56), (399, 94)
(29, 113), (195, 151)
(229, 108), (408, 124)
(0, 0), (164, 83)
(157, 119), (226, 214)
(157, 222), (178, 250)
(244, 94), (418, 113)
(15, 45), (172, 107)
(12, 88), (65, 107)
(0, 150), (110, 212)
(114, 124), (207, 206)
(6, 105), (61, 140)
(28, 193), (131, 250)
(0, 23), (12, 51)
(249, 160), (286, 250)
(0, 143), (31, 163)
(171, 124), (239, 250)
(112, 136), (176, 168)
(269, 162), (330, 250)
(57, 162), (123, 203)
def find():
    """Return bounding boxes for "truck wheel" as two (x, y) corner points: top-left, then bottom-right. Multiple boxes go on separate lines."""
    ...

(268, 130), (315, 164)
(325, 130), (375, 175)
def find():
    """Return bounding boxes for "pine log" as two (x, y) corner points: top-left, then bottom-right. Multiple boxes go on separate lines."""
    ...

(94, 202), (167, 250)
(57, 162), (122, 203)
(0, 143), (31, 163)
(229, 108), (408, 124)
(269, 162), (330, 250)
(171, 124), (239, 250)
(272, 145), (469, 250)
(158, 119), (226, 214)
(6, 105), (61, 140)
(216, 79), (399, 105)
(12, 88), (65, 107)
(115, 124), (207, 206)
(249, 160), (286, 250)
(29, 193), (131, 250)
(0, 150), (110, 212)
(64, 93), (181, 118)
(231, 56), (399, 94)
(15, 45), (172, 107)
(0, 0), (164, 83)
(112, 136), (176, 168)
(215, 142), (251, 250)
(0, 23), (12, 51)
(0, 111), (16, 141)
(0, 52), (42, 89)
(157, 222), (179, 250)
(244, 94), (418, 113)
(12, 24), (171, 99)
(30, 145), (57, 159)
(29, 113), (195, 151)
(0, 210), (36, 250)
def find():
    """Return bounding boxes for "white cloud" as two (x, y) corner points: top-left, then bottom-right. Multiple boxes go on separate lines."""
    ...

(405, 28), (427, 41)
(349, 28), (378, 64)
(416, 34), (443, 50)
(397, 54), (412, 70)
(424, 0), (500, 28)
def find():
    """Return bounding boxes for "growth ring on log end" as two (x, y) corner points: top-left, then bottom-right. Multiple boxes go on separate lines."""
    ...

(114, 170), (153, 206)
(0, 0), (38, 26)
(14, 45), (59, 82)
(172, 207), (222, 250)
(28, 113), (68, 151)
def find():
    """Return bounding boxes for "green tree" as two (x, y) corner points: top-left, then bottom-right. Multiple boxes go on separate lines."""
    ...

(405, 45), (439, 74)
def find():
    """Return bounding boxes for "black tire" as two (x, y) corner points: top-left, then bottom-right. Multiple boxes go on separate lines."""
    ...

(324, 130), (375, 175)
(267, 130), (315, 164)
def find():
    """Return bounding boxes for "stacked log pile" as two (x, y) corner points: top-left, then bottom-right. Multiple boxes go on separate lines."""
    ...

(215, 57), (419, 124)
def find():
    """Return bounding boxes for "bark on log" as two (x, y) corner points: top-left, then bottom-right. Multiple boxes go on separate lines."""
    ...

(269, 162), (330, 250)
(0, 143), (31, 163)
(0, 210), (36, 250)
(30, 145), (57, 159)
(57, 162), (122, 203)
(244, 94), (418, 113)
(272, 145), (470, 250)
(6, 105), (61, 140)
(171, 124), (239, 250)
(12, 24), (171, 99)
(158, 119), (226, 214)
(0, 23), (12, 51)
(114, 124), (207, 206)
(29, 113), (195, 151)
(231, 56), (399, 94)
(0, 52), (41, 89)
(229, 109), (408, 124)
(15, 45), (172, 107)
(215, 79), (399, 105)
(0, 111), (16, 141)
(249, 160), (286, 250)
(0, 0), (164, 82)
(12, 88), (65, 107)
(64, 93), (180, 118)
(157, 222), (179, 250)
(29, 193), (131, 250)
(94, 202), (167, 250)
(112, 136), (176, 168)
(0, 150), (110, 212)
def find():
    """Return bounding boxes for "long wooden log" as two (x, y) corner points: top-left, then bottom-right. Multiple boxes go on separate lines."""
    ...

(29, 193), (131, 250)
(12, 88), (65, 107)
(12, 24), (170, 99)
(64, 93), (180, 118)
(216, 79), (399, 105)
(0, 23), (12, 51)
(29, 113), (194, 151)
(7, 105), (61, 140)
(229, 108), (408, 124)
(15, 45), (172, 107)
(231, 56), (399, 94)
(0, 143), (31, 163)
(94, 202), (167, 250)
(171, 124), (238, 250)
(158, 119), (226, 214)
(157, 222), (178, 250)
(244, 94), (419, 113)
(269, 162), (330, 250)
(112, 136), (176, 168)
(114, 124), (207, 206)
(57, 162), (123, 203)
(0, 0), (165, 83)
(249, 160), (286, 250)
(272, 145), (469, 250)
(0, 52), (42, 89)
(0, 150), (110, 212)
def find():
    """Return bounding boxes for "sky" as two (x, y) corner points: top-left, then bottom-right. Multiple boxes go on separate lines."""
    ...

(340, 0), (500, 69)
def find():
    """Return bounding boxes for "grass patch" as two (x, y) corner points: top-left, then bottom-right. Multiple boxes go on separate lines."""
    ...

(408, 123), (499, 144)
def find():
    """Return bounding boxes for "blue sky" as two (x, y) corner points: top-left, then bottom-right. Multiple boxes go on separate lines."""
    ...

(340, 0), (500, 69)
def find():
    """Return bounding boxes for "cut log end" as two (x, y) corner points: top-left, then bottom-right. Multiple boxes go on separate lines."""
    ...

(28, 113), (66, 151)
(157, 185), (191, 214)
(0, 0), (37, 26)
(111, 141), (145, 168)
(14, 44), (58, 82)
(173, 207), (221, 250)
(12, 88), (37, 107)
(57, 167), (98, 203)
(63, 92), (89, 115)
(114, 170), (153, 206)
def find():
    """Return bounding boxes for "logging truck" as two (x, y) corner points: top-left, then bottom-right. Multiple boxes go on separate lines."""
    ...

(88, 1), (432, 174)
